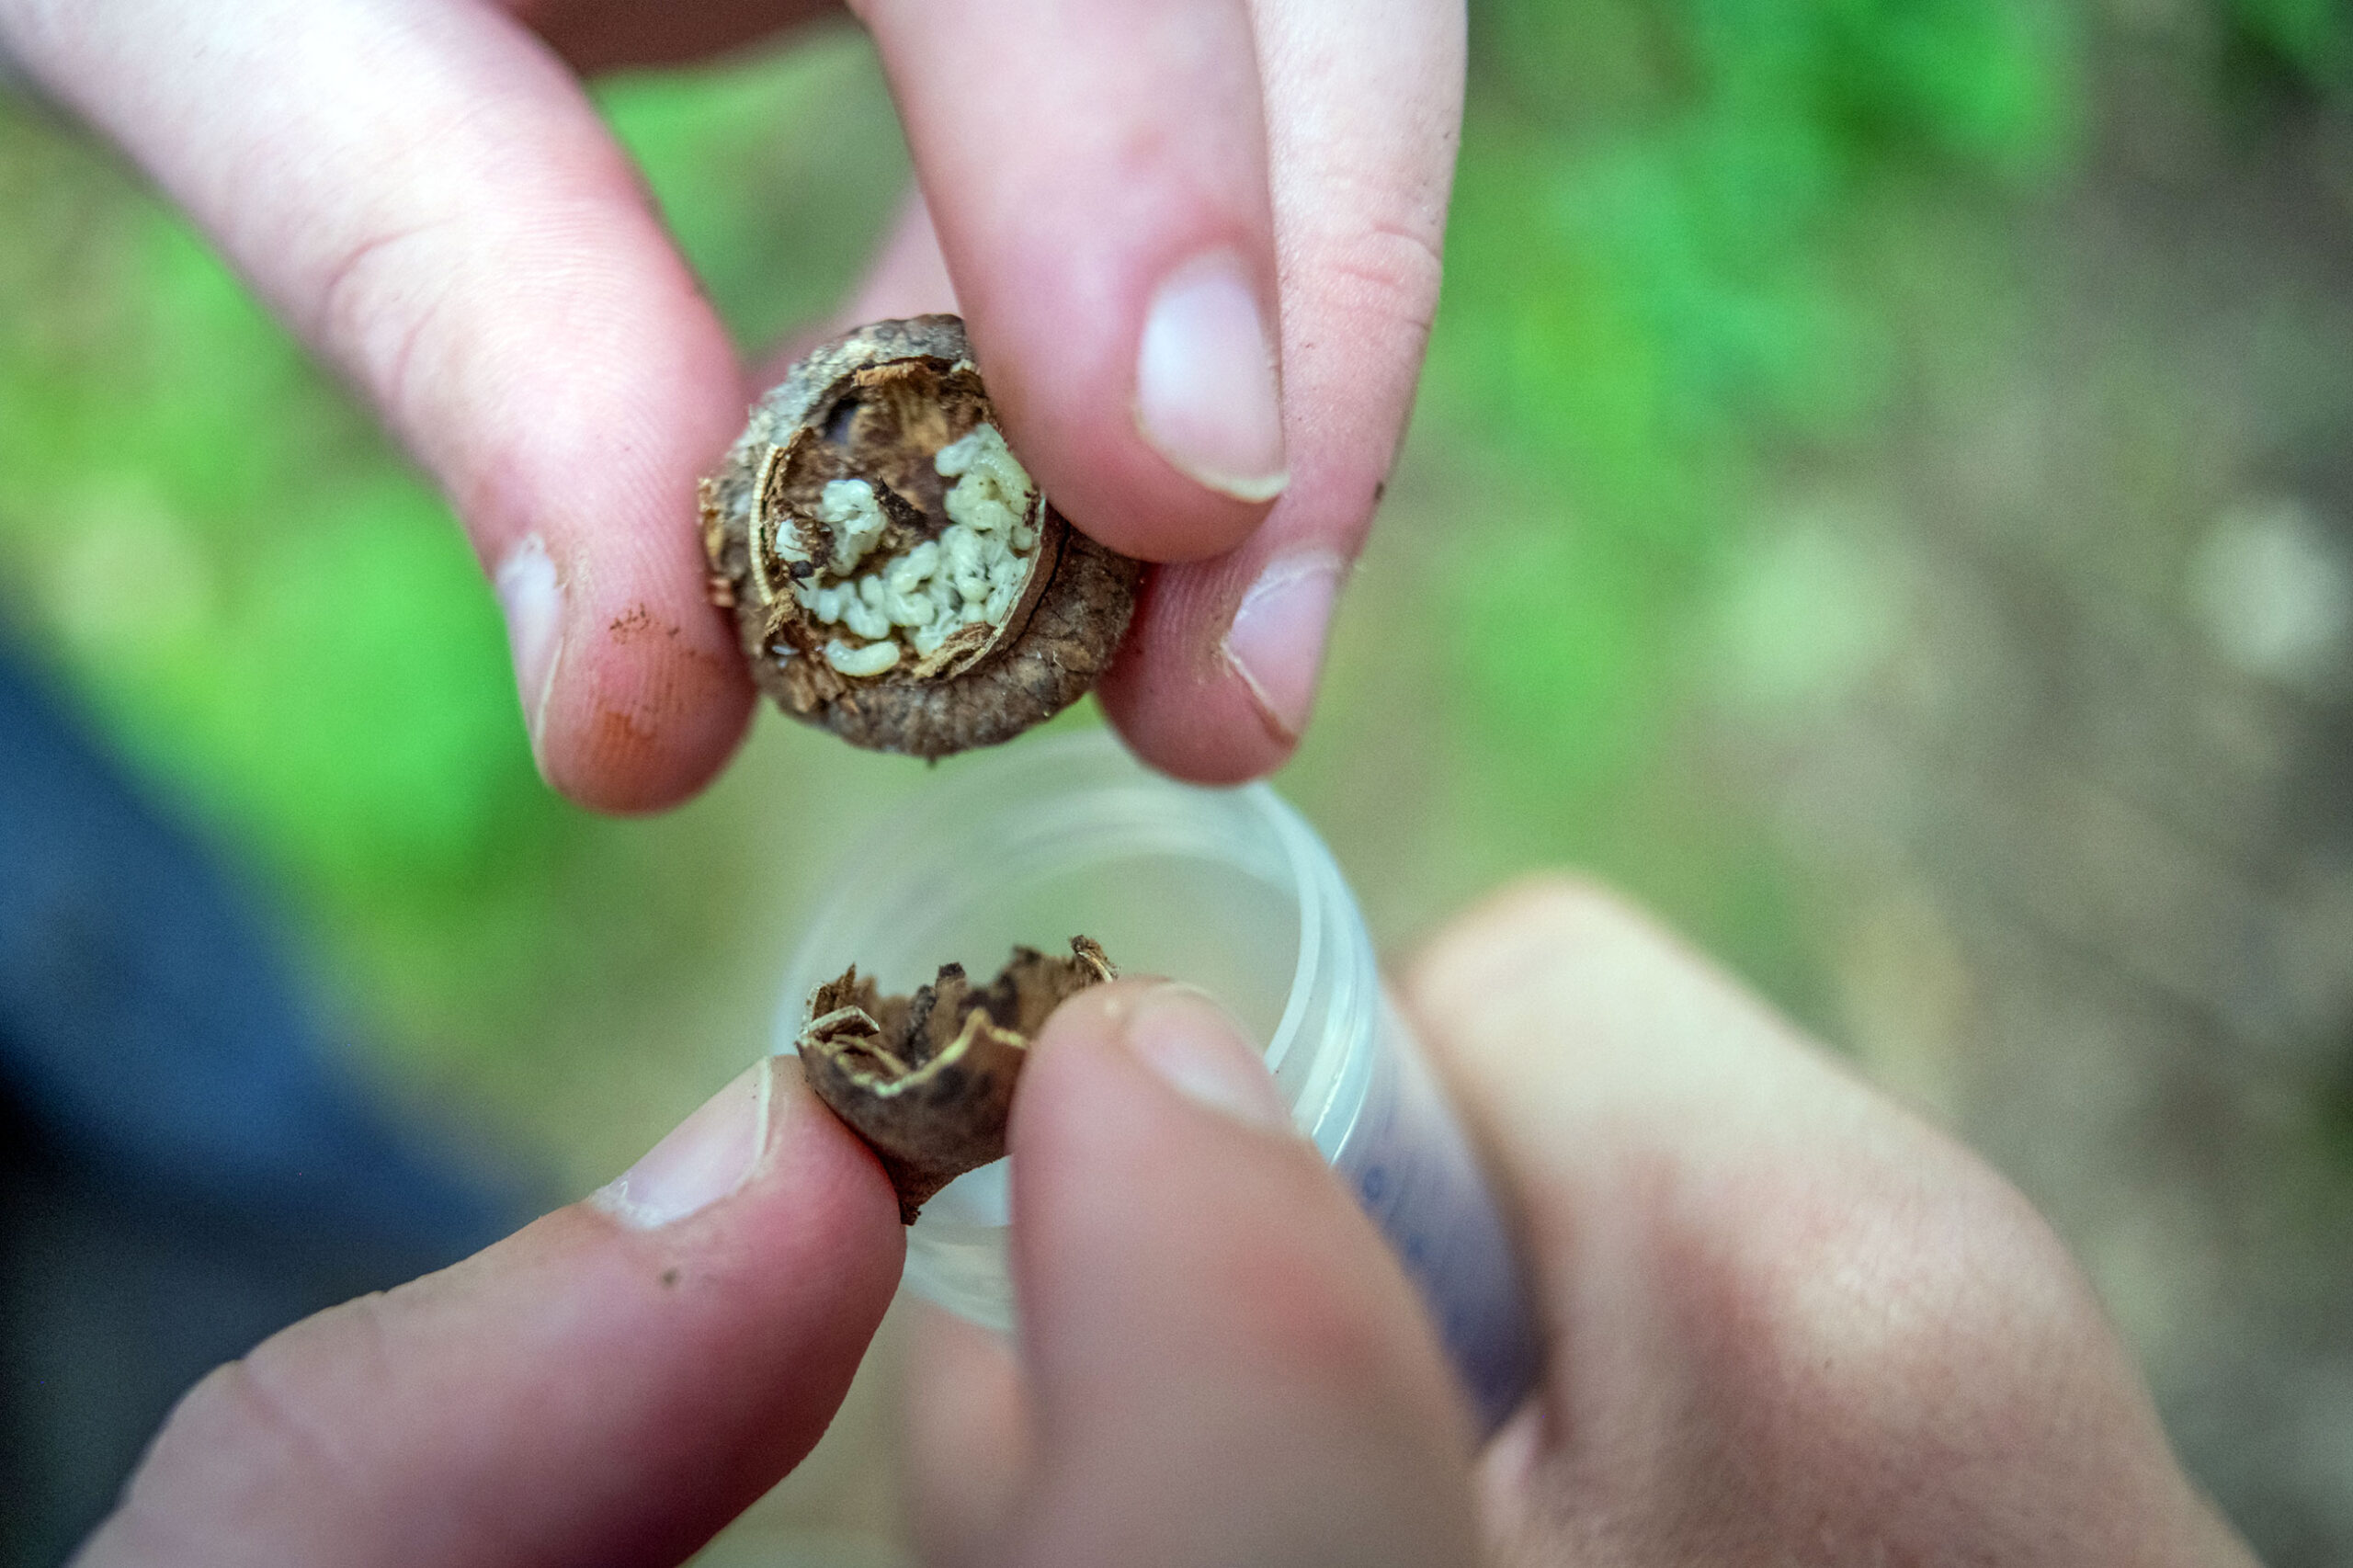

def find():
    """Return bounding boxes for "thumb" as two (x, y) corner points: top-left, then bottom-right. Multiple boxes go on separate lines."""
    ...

(75, 1059), (904, 1568)
(992, 982), (1481, 1568)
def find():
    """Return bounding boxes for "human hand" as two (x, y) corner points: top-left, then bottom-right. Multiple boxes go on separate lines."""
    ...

(0, 0), (1462, 808)
(71, 1058), (907, 1568)
(71, 879), (2255, 1565)
(901, 880), (2261, 1566)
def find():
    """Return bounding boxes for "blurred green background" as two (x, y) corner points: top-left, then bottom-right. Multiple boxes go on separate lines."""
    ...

(6, 1), (2353, 1562)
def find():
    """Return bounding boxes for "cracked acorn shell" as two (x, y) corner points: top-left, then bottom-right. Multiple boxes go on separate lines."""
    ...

(796, 937), (1118, 1223)
(700, 315), (1144, 757)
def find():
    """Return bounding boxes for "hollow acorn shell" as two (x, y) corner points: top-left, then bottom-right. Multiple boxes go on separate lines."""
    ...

(700, 315), (1143, 758)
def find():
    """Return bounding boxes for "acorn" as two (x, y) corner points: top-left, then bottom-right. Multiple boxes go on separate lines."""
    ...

(700, 316), (1143, 757)
(794, 937), (1117, 1223)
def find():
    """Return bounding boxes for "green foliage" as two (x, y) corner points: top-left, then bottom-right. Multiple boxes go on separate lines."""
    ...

(2227, 0), (2353, 97)
(1423, 0), (2079, 998)
(597, 29), (907, 349)
(1447, 0), (2078, 493)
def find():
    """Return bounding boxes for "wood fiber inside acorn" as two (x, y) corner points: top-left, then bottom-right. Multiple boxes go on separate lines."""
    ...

(795, 937), (1117, 1223)
(701, 316), (1142, 758)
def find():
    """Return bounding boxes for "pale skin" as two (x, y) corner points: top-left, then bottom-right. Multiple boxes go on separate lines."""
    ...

(74, 880), (2256, 1567)
(0, 0), (1465, 804)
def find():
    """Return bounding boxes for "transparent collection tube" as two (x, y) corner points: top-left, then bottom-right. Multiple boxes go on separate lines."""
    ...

(777, 731), (1540, 1434)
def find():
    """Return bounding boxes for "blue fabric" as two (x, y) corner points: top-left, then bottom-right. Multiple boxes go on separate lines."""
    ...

(0, 653), (515, 1251)
(0, 646), (526, 1564)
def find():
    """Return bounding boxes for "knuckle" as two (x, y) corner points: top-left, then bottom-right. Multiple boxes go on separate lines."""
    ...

(1407, 871), (1654, 1006)
(151, 1358), (307, 1477)
(1487, 871), (1652, 945)
(151, 1290), (396, 1483)
(116, 1346), (358, 1539)
(1310, 213), (1447, 346)
(306, 220), (453, 427)
(1708, 1161), (2113, 1450)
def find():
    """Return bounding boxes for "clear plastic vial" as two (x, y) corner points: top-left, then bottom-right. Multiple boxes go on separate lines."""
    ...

(776, 731), (1540, 1434)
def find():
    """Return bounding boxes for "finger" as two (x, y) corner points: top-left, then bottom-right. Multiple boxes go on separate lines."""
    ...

(1402, 878), (2252, 1565)
(903, 1304), (1030, 1567)
(1, 0), (753, 812)
(1098, 0), (1466, 779)
(751, 189), (961, 389)
(76, 1060), (904, 1568)
(854, 0), (1287, 565)
(835, 191), (960, 337)
(1402, 877), (2085, 1333)
(994, 982), (1480, 1568)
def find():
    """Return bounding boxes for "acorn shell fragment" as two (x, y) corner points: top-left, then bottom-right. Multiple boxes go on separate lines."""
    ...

(700, 316), (1142, 757)
(795, 937), (1117, 1223)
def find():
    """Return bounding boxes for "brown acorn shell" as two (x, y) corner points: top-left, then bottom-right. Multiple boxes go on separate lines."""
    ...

(700, 316), (1143, 757)
(795, 937), (1117, 1223)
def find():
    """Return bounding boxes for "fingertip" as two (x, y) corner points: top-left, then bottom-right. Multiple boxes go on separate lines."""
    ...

(1130, 248), (1289, 504)
(985, 318), (1278, 567)
(862, 0), (1285, 568)
(1009, 982), (1435, 1401)
(1402, 873), (1656, 1016)
(536, 665), (756, 817)
(1097, 661), (1295, 786)
(524, 564), (756, 815)
(762, 1051), (908, 1233)
(1074, 983), (1297, 1132)
(1008, 983), (1293, 1290)
(1011, 982), (1212, 1173)
(998, 985), (1480, 1567)
(458, 312), (758, 817)
(1055, 473), (1274, 568)
(1095, 562), (1310, 785)
(1020, 977), (1136, 1061)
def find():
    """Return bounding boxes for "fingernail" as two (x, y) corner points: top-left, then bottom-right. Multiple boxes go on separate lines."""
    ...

(1122, 983), (1291, 1131)
(1134, 250), (1288, 503)
(593, 1059), (772, 1229)
(1222, 552), (1344, 740)
(494, 536), (563, 761)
